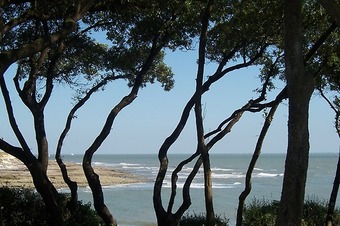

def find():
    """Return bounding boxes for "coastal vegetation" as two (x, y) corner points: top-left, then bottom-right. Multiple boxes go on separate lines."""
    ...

(1, 186), (339, 226)
(0, 0), (339, 226)
(0, 186), (102, 226)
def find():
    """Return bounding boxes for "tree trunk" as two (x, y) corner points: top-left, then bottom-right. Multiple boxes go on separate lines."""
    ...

(83, 156), (117, 226)
(56, 156), (78, 211)
(33, 111), (49, 172)
(326, 110), (340, 226)
(326, 151), (340, 226)
(237, 104), (279, 226)
(195, 1), (215, 224)
(202, 152), (215, 226)
(276, 0), (314, 225)
(28, 160), (65, 226)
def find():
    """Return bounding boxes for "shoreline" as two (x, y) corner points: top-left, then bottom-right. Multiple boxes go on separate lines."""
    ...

(0, 152), (146, 189)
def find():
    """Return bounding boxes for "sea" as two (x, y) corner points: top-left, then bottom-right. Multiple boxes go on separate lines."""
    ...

(58, 153), (340, 226)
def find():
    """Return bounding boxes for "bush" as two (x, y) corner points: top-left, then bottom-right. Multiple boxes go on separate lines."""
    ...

(302, 197), (340, 226)
(0, 187), (102, 226)
(179, 212), (229, 226)
(242, 198), (279, 226)
(0, 186), (47, 226)
(242, 197), (340, 226)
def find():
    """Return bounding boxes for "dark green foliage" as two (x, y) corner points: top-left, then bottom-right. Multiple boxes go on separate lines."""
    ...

(242, 198), (279, 226)
(0, 187), (101, 226)
(302, 197), (340, 226)
(179, 212), (229, 226)
(0, 186), (47, 226)
(242, 197), (340, 226)
(64, 200), (102, 226)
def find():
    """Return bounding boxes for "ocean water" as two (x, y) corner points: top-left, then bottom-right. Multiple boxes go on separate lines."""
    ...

(59, 153), (340, 226)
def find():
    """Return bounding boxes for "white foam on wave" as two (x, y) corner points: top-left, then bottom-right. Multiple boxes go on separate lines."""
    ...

(211, 167), (234, 172)
(255, 172), (283, 177)
(119, 162), (141, 167)
(102, 182), (152, 190)
(93, 161), (115, 167)
(212, 173), (245, 179)
(160, 181), (239, 189)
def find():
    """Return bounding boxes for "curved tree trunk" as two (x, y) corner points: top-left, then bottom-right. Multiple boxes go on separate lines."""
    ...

(236, 103), (279, 226)
(28, 160), (65, 226)
(326, 150), (340, 226)
(83, 156), (117, 226)
(82, 95), (137, 226)
(55, 77), (117, 212)
(0, 143), (65, 226)
(82, 24), (167, 224)
(325, 111), (340, 226)
(194, 0), (215, 223)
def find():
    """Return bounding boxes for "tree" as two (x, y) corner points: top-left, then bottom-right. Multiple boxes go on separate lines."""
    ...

(316, 29), (340, 225)
(0, 1), (95, 225)
(194, 1), (215, 225)
(276, 0), (315, 225)
(153, 0), (283, 225)
(0, 1), (180, 225)
(321, 94), (340, 226)
(152, 1), (338, 225)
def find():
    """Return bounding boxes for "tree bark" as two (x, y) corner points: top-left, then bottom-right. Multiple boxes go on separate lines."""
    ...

(276, 0), (314, 225)
(83, 157), (117, 226)
(324, 99), (340, 226)
(326, 150), (340, 226)
(194, 1), (215, 224)
(56, 76), (118, 211)
(28, 160), (65, 226)
(0, 71), (64, 225)
(82, 95), (136, 226)
(82, 24), (167, 224)
(236, 104), (279, 226)
(202, 152), (215, 225)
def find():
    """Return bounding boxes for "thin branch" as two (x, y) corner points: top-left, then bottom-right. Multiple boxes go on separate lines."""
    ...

(0, 72), (31, 153)
(304, 21), (337, 64)
(56, 74), (120, 207)
(154, 42), (269, 222)
(167, 149), (200, 213)
(0, 1), (94, 66)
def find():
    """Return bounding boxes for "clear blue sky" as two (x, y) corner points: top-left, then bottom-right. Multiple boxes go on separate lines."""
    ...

(1, 49), (339, 155)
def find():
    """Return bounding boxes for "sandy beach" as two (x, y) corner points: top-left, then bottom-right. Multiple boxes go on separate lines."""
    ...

(0, 151), (145, 189)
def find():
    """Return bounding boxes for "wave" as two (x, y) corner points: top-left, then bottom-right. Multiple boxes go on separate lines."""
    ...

(92, 161), (115, 167)
(211, 167), (234, 172)
(119, 162), (141, 167)
(212, 173), (245, 179)
(161, 182), (240, 189)
(255, 172), (283, 177)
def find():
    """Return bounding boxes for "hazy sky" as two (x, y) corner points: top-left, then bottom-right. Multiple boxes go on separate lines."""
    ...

(1, 49), (339, 155)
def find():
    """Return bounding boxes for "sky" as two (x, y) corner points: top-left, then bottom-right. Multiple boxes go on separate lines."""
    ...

(1, 48), (339, 156)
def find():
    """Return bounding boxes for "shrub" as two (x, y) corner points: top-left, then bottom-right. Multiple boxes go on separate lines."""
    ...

(242, 197), (340, 226)
(242, 198), (279, 226)
(0, 187), (102, 226)
(302, 197), (340, 226)
(0, 186), (47, 226)
(179, 212), (229, 226)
